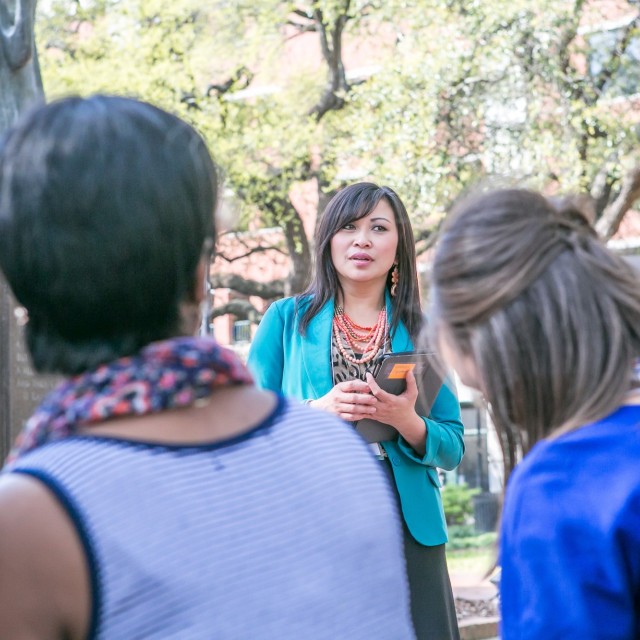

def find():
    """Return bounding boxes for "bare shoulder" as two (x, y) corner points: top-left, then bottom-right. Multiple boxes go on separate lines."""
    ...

(0, 473), (89, 640)
(217, 385), (279, 419)
(203, 385), (280, 434)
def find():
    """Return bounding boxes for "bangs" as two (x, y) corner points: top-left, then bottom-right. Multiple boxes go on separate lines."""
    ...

(340, 191), (387, 227)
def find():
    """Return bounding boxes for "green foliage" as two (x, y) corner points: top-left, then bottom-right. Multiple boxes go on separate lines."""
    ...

(37, 0), (206, 118)
(445, 544), (495, 576)
(441, 482), (480, 526)
(335, 0), (640, 227)
(447, 529), (497, 551)
(447, 523), (477, 538)
(35, 0), (640, 299)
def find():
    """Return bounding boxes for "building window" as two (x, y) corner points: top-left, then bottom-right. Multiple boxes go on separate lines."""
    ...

(587, 17), (640, 98)
(232, 319), (251, 344)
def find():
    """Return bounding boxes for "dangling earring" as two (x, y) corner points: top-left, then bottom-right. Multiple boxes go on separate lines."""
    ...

(390, 263), (399, 297)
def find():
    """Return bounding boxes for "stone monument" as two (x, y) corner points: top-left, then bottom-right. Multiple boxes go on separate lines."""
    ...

(1, 0), (56, 461)
(0, 281), (59, 460)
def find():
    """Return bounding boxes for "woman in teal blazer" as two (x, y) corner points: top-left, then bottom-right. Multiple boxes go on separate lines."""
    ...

(248, 183), (464, 640)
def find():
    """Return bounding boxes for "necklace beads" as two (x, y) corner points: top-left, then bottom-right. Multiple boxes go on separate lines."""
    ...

(333, 307), (387, 365)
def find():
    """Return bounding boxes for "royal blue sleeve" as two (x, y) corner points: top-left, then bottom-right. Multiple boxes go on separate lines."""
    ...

(500, 451), (640, 639)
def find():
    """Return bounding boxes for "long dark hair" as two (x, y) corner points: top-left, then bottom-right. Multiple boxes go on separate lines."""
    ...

(298, 182), (423, 341)
(430, 188), (640, 473)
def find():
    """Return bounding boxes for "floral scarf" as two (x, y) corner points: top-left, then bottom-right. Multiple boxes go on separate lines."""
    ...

(6, 337), (253, 466)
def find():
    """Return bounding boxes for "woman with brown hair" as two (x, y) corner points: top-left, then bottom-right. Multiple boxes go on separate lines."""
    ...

(430, 188), (640, 638)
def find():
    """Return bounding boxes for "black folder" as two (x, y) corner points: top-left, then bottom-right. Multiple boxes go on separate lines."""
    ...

(354, 351), (445, 443)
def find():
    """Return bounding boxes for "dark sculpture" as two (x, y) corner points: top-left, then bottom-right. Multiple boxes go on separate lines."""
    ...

(1, 0), (49, 459)
(1, 0), (43, 134)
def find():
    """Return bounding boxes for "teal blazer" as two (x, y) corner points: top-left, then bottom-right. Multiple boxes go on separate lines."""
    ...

(247, 295), (465, 545)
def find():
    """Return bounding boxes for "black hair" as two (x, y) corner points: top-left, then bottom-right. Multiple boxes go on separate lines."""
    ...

(0, 95), (218, 374)
(298, 182), (423, 340)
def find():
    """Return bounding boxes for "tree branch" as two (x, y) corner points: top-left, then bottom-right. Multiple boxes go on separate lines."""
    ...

(557, 0), (586, 82)
(307, 0), (352, 121)
(286, 7), (315, 32)
(206, 66), (253, 96)
(210, 299), (261, 321)
(590, 154), (617, 215)
(414, 229), (438, 256)
(595, 161), (640, 239)
(436, 17), (517, 134)
(209, 273), (285, 299)
(592, 14), (640, 100)
(282, 212), (311, 295)
(215, 244), (287, 263)
(285, 20), (317, 34)
(291, 8), (313, 20)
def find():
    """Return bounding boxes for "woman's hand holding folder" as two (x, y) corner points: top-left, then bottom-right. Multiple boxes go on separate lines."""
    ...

(365, 369), (427, 455)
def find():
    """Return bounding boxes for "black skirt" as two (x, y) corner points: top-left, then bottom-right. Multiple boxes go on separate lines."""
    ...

(381, 458), (460, 640)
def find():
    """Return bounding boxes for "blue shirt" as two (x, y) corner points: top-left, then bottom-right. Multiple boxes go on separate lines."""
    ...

(500, 405), (640, 639)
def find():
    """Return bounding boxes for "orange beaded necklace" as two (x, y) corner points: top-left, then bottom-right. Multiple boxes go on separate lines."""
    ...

(333, 305), (387, 365)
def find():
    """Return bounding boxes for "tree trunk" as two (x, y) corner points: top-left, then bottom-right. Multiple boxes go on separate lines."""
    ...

(0, 0), (44, 134)
(282, 211), (312, 296)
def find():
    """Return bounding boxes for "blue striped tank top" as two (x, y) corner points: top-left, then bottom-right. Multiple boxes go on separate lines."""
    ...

(8, 396), (415, 639)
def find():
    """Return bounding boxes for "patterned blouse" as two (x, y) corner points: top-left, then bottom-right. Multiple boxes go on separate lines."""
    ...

(330, 330), (391, 384)
(331, 329), (392, 452)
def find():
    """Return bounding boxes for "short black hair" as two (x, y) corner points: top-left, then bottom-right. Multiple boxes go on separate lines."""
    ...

(0, 95), (218, 374)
